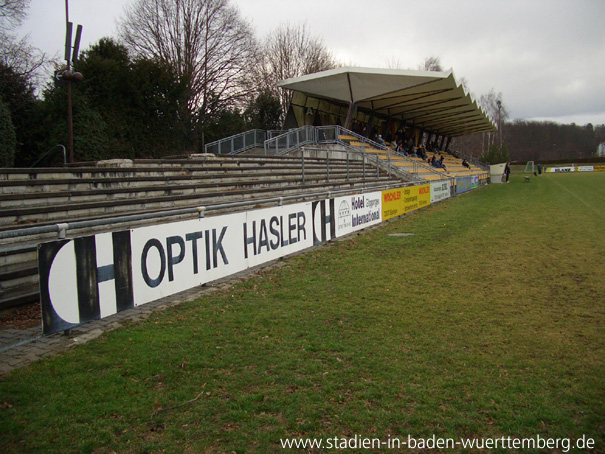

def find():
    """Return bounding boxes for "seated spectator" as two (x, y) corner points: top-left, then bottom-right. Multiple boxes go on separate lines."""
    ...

(462, 159), (471, 169)
(439, 155), (447, 171)
(394, 140), (407, 155)
(377, 134), (385, 145)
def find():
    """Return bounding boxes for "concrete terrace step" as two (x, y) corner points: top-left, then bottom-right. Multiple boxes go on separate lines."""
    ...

(0, 175), (396, 227)
(0, 179), (402, 310)
(0, 170), (376, 205)
(0, 164), (368, 191)
(0, 152), (409, 311)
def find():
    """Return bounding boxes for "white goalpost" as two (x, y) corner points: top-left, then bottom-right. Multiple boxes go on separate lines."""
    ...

(524, 161), (535, 173)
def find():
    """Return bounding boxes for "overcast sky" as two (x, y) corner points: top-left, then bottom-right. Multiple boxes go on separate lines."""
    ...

(18, 0), (605, 125)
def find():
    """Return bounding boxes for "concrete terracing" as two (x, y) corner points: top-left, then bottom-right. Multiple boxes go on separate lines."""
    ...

(0, 152), (405, 315)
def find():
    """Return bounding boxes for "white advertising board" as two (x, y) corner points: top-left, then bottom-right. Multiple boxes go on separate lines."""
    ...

(333, 191), (382, 237)
(431, 180), (450, 203)
(40, 201), (316, 334)
(546, 166), (575, 173)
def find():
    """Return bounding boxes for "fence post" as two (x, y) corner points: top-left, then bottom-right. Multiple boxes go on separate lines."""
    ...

(302, 149), (305, 184)
(326, 152), (330, 182)
(363, 154), (366, 181)
(346, 150), (349, 181)
(376, 154), (380, 177)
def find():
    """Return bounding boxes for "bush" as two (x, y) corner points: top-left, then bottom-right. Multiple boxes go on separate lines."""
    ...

(480, 143), (509, 164)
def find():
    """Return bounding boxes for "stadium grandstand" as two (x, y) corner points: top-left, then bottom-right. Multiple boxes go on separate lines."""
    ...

(0, 67), (495, 340)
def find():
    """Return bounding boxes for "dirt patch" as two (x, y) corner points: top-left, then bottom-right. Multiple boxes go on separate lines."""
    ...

(0, 303), (42, 330)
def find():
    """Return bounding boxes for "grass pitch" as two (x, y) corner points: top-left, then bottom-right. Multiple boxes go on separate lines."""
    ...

(1, 171), (604, 453)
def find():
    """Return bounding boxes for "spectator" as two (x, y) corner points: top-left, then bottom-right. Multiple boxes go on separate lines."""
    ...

(396, 127), (405, 143)
(504, 162), (511, 183)
(439, 155), (447, 171)
(395, 140), (407, 155)
(462, 159), (471, 170)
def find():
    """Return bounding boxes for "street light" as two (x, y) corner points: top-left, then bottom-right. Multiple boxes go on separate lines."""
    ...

(496, 99), (502, 149)
(64, 0), (83, 163)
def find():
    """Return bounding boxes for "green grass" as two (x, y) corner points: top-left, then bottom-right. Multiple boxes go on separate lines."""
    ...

(1, 172), (604, 453)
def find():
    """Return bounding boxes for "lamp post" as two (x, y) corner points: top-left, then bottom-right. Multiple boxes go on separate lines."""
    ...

(496, 99), (502, 149)
(64, 0), (83, 163)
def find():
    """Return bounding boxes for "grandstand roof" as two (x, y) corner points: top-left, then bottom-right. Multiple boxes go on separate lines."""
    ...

(277, 67), (497, 137)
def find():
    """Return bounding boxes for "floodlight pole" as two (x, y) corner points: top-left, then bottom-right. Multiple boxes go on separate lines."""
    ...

(64, 1), (83, 163)
(65, 0), (74, 163)
(496, 99), (502, 149)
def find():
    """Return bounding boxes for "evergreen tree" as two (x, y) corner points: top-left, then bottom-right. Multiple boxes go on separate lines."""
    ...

(480, 143), (509, 164)
(0, 99), (16, 167)
(244, 91), (282, 130)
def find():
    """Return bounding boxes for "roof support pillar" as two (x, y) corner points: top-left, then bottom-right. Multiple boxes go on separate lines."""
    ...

(439, 135), (446, 150)
(366, 110), (375, 138)
(445, 136), (452, 151)
(344, 101), (357, 131)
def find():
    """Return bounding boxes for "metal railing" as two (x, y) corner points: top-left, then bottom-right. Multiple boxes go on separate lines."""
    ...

(316, 125), (389, 151)
(468, 156), (489, 171)
(451, 150), (490, 171)
(266, 125), (447, 181)
(0, 180), (414, 243)
(389, 149), (450, 180)
(263, 125), (316, 155)
(30, 144), (67, 168)
(204, 125), (456, 182)
(204, 129), (266, 155)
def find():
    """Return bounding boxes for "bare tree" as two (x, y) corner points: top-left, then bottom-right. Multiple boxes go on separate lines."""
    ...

(0, 0), (29, 31)
(419, 55), (443, 72)
(118, 0), (257, 133)
(254, 22), (338, 119)
(0, 0), (44, 81)
(479, 89), (508, 153)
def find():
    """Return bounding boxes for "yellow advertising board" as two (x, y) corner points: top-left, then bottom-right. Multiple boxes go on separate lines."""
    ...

(594, 165), (605, 172)
(382, 184), (431, 221)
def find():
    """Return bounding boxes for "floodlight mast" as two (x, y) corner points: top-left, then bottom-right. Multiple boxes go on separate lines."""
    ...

(64, 0), (83, 164)
(496, 99), (502, 149)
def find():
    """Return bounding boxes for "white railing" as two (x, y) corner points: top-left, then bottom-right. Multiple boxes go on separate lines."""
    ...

(205, 129), (266, 155)
(263, 125), (316, 155)
(316, 125), (388, 151)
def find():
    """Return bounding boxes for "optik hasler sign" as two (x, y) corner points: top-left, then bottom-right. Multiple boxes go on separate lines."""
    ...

(39, 195), (384, 335)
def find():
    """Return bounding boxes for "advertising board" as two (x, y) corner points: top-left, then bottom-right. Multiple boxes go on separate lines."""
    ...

(381, 185), (431, 221)
(40, 202), (317, 334)
(455, 176), (474, 194)
(39, 192), (389, 334)
(546, 166), (575, 173)
(430, 180), (450, 204)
